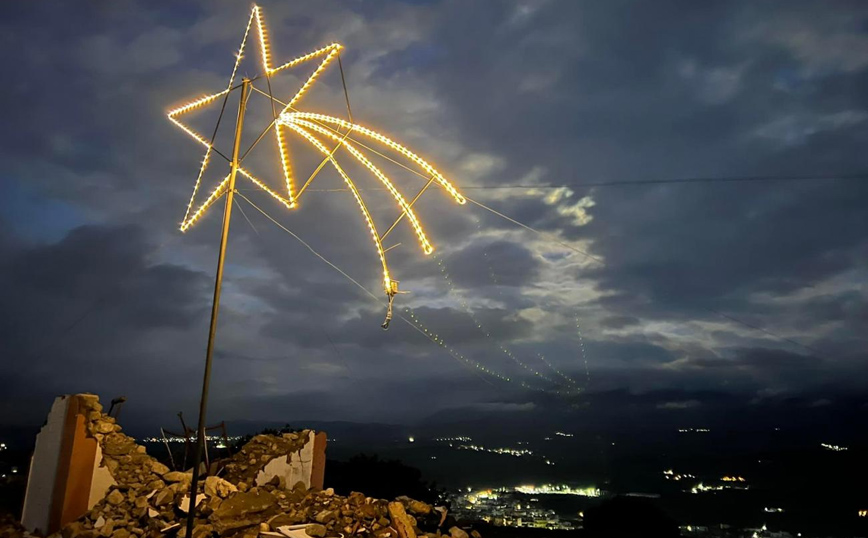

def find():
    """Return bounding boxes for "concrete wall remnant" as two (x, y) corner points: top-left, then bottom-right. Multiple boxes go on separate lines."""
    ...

(255, 430), (327, 490)
(21, 394), (116, 535)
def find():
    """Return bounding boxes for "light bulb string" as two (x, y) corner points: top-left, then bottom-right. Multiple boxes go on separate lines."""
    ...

(236, 192), (577, 396)
(472, 217), (582, 387)
(433, 251), (580, 393)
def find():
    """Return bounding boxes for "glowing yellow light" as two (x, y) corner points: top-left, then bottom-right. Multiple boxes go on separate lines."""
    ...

(253, 5), (343, 205)
(237, 166), (293, 209)
(168, 5), (254, 229)
(169, 5), (467, 300)
(168, 5), (341, 230)
(286, 123), (391, 293)
(290, 119), (433, 254)
(180, 175), (231, 232)
(279, 112), (466, 205)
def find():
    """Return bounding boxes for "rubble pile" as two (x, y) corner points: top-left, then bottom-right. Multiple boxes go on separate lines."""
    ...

(0, 515), (36, 538)
(220, 433), (310, 488)
(51, 397), (479, 538)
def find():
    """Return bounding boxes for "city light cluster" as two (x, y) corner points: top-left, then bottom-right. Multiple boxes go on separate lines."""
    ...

(457, 444), (534, 457)
(450, 485), (592, 530)
(678, 428), (711, 433)
(514, 484), (600, 497)
(554, 432), (574, 437)
(690, 479), (749, 494)
(140, 435), (243, 444)
(820, 443), (847, 451)
(663, 469), (695, 481)
(690, 483), (724, 494)
(435, 436), (472, 442)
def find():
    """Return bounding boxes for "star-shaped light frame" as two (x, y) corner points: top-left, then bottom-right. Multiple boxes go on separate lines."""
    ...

(168, 5), (466, 296)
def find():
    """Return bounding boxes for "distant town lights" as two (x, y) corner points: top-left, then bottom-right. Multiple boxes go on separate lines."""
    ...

(514, 485), (600, 497)
(663, 469), (695, 481)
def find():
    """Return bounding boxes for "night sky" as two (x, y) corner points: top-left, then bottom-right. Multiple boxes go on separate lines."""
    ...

(2, 1), (868, 435)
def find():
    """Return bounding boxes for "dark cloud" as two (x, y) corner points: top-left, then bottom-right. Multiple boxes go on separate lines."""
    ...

(599, 315), (641, 330)
(447, 239), (540, 289)
(0, 0), (867, 432)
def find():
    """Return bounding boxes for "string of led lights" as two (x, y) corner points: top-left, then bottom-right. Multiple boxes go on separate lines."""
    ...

(235, 192), (574, 392)
(254, 104), (821, 358)
(168, 8), (254, 228)
(402, 307), (580, 395)
(433, 253), (580, 392)
(269, 115), (816, 356)
(576, 316), (591, 389)
(168, 4), (468, 301)
(280, 112), (466, 205)
(243, 107), (822, 358)
(536, 354), (580, 388)
(403, 308), (514, 386)
(475, 221), (582, 387)
(291, 118), (433, 255)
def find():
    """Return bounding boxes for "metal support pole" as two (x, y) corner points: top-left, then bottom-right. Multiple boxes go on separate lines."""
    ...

(185, 79), (250, 537)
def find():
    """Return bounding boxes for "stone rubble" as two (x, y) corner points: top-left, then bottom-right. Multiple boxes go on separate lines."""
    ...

(219, 434), (310, 490)
(36, 395), (480, 538)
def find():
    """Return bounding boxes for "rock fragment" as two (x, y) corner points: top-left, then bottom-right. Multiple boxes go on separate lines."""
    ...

(305, 523), (327, 537)
(388, 501), (417, 538)
(205, 475), (238, 498)
(449, 526), (469, 538)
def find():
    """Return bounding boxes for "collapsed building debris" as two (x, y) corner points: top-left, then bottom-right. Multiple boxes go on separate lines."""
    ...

(12, 395), (480, 538)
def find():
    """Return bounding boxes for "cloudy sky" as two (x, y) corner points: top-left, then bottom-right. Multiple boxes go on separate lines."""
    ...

(2, 0), (867, 432)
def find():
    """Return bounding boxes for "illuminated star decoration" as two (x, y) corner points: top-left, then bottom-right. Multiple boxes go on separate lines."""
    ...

(168, 5), (465, 299)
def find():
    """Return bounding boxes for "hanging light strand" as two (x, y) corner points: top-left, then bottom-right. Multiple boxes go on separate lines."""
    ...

(404, 309), (579, 396)
(236, 191), (572, 395)
(577, 316), (591, 389)
(286, 123), (392, 294)
(474, 220), (582, 387)
(434, 254), (580, 392)
(289, 118), (434, 255)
